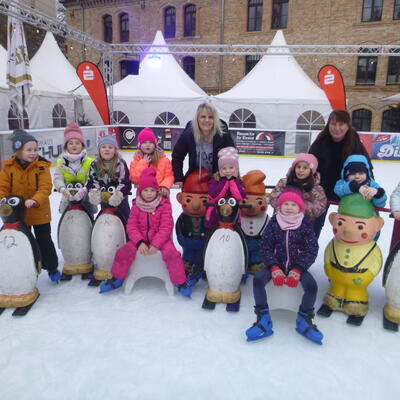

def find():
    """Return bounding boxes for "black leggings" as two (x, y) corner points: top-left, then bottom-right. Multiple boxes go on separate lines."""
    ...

(32, 223), (59, 272)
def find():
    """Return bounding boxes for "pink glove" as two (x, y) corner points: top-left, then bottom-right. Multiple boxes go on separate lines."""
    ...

(73, 187), (87, 202)
(60, 187), (74, 201)
(286, 268), (301, 288)
(271, 266), (285, 286)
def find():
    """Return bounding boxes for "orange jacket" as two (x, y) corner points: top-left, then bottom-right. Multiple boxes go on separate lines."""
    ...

(0, 156), (53, 226)
(129, 152), (174, 189)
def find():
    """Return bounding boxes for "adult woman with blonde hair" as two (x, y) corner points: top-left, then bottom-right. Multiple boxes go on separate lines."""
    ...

(172, 103), (234, 187)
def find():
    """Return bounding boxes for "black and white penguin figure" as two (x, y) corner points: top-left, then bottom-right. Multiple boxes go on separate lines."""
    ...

(57, 183), (94, 281)
(0, 196), (41, 316)
(383, 240), (400, 331)
(202, 196), (249, 312)
(89, 185), (127, 286)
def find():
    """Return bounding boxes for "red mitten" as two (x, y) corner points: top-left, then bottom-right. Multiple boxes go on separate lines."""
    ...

(271, 266), (285, 286)
(286, 268), (301, 288)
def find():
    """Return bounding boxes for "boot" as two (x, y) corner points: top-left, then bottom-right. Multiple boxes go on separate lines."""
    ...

(245, 306), (273, 342)
(296, 309), (323, 345)
(99, 277), (124, 294)
(48, 269), (61, 283)
(176, 282), (192, 298)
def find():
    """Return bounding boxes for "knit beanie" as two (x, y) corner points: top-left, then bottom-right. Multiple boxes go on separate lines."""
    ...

(138, 128), (157, 148)
(9, 129), (37, 152)
(218, 146), (239, 170)
(137, 167), (159, 194)
(242, 170), (266, 195)
(64, 122), (84, 145)
(338, 193), (375, 219)
(98, 135), (119, 149)
(183, 169), (210, 194)
(344, 162), (369, 179)
(278, 187), (305, 212)
(292, 153), (318, 175)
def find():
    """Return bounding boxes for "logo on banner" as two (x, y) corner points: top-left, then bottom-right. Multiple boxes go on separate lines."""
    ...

(318, 65), (346, 110)
(123, 129), (136, 144)
(83, 69), (94, 80)
(256, 132), (275, 141)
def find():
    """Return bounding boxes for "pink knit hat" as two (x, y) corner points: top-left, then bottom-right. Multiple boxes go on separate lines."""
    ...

(137, 167), (159, 194)
(138, 128), (157, 148)
(218, 146), (239, 169)
(64, 122), (84, 146)
(278, 187), (305, 212)
(292, 153), (318, 175)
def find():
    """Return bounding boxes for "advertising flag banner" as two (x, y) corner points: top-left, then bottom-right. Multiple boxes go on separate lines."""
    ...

(318, 65), (346, 110)
(77, 62), (110, 124)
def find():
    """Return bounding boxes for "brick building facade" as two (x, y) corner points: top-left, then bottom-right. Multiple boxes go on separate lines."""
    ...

(62, 0), (400, 132)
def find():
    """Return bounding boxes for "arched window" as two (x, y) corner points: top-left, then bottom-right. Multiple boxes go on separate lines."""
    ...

(164, 7), (176, 38)
(154, 112), (180, 126)
(295, 110), (325, 153)
(382, 108), (400, 132)
(103, 14), (113, 43)
(119, 13), (129, 42)
(229, 109), (256, 128)
(352, 109), (372, 131)
(52, 104), (67, 128)
(184, 4), (196, 37)
(112, 111), (130, 124)
(8, 102), (29, 130)
(182, 56), (195, 80)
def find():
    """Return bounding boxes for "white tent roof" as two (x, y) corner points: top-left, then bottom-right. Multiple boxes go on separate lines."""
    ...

(215, 30), (329, 104)
(0, 45), (8, 89)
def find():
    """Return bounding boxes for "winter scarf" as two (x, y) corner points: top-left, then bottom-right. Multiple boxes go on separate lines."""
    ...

(62, 149), (88, 171)
(135, 194), (162, 214)
(276, 211), (304, 231)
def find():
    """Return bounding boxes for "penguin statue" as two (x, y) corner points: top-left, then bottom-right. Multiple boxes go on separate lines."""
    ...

(0, 196), (41, 316)
(202, 196), (249, 312)
(57, 182), (94, 281)
(89, 185), (127, 286)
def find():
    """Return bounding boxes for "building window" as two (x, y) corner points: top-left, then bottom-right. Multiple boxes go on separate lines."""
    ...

(120, 60), (140, 79)
(8, 103), (29, 129)
(155, 112), (180, 126)
(295, 111), (325, 152)
(229, 109), (256, 128)
(395, 0), (400, 19)
(52, 104), (67, 128)
(119, 13), (129, 42)
(164, 7), (176, 38)
(387, 49), (400, 84)
(103, 14), (113, 43)
(356, 49), (378, 85)
(362, 0), (383, 22)
(271, 0), (288, 29)
(182, 56), (195, 80)
(184, 4), (196, 37)
(245, 55), (261, 74)
(112, 111), (129, 124)
(382, 108), (400, 132)
(247, 0), (263, 32)
(352, 109), (372, 131)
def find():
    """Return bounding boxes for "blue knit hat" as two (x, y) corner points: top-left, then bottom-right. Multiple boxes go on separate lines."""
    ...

(98, 135), (119, 149)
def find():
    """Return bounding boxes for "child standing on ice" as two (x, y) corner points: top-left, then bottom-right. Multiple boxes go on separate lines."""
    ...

(205, 146), (246, 229)
(99, 168), (190, 296)
(53, 123), (96, 216)
(86, 135), (131, 222)
(129, 128), (174, 197)
(0, 130), (60, 283)
(245, 187), (323, 344)
(269, 153), (327, 220)
(389, 182), (400, 250)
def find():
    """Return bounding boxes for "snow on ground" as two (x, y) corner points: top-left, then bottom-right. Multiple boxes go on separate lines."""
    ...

(1, 153), (399, 400)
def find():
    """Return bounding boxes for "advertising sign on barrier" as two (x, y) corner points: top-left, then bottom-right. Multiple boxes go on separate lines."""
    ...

(230, 130), (286, 156)
(372, 134), (400, 160)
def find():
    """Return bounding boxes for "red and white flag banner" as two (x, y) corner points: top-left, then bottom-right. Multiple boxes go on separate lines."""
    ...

(318, 65), (346, 111)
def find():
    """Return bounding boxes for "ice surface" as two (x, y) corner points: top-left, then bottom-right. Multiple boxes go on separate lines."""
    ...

(0, 153), (399, 400)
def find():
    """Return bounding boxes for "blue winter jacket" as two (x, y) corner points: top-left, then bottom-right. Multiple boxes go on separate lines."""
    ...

(334, 154), (387, 208)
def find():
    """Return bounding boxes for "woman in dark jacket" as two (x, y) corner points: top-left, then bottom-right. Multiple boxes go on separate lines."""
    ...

(172, 103), (234, 186)
(308, 109), (372, 238)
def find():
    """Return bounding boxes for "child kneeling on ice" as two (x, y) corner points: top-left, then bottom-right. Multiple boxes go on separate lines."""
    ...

(99, 168), (190, 297)
(245, 187), (323, 344)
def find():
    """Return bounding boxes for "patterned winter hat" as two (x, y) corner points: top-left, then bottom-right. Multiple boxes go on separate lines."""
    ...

(137, 128), (157, 148)
(9, 129), (37, 152)
(242, 170), (266, 195)
(344, 162), (369, 179)
(183, 169), (210, 194)
(98, 135), (119, 149)
(338, 193), (375, 219)
(292, 153), (318, 175)
(278, 187), (305, 212)
(218, 146), (239, 169)
(138, 167), (159, 194)
(64, 122), (84, 145)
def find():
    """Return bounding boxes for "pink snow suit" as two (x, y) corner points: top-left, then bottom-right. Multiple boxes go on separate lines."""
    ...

(111, 197), (186, 285)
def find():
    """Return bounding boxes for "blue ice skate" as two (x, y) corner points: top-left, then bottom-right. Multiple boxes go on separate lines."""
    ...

(48, 269), (61, 283)
(99, 277), (124, 293)
(176, 282), (192, 298)
(296, 310), (323, 345)
(245, 306), (273, 342)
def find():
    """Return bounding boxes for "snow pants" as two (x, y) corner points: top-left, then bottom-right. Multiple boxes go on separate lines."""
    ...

(31, 223), (59, 272)
(111, 239), (186, 285)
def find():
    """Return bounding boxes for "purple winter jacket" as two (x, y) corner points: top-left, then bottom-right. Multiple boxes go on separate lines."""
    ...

(259, 215), (319, 274)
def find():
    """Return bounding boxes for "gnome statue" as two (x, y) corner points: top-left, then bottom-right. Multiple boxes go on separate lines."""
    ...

(318, 193), (384, 326)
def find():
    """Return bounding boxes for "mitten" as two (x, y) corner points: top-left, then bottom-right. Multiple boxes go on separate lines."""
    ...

(286, 268), (301, 288)
(88, 189), (101, 205)
(271, 266), (285, 286)
(73, 187), (87, 202)
(60, 187), (74, 201)
(108, 190), (124, 207)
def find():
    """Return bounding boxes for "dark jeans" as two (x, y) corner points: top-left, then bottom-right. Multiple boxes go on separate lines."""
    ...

(313, 207), (329, 239)
(117, 197), (131, 224)
(253, 268), (318, 312)
(31, 223), (59, 272)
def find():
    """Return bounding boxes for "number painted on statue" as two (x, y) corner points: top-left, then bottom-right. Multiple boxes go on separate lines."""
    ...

(0, 235), (17, 249)
(219, 234), (231, 243)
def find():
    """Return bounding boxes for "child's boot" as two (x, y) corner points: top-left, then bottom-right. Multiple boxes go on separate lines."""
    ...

(176, 282), (192, 298)
(245, 306), (273, 342)
(99, 277), (124, 293)
(48, 269), (61, 283)
(296, 309), (323, 345)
